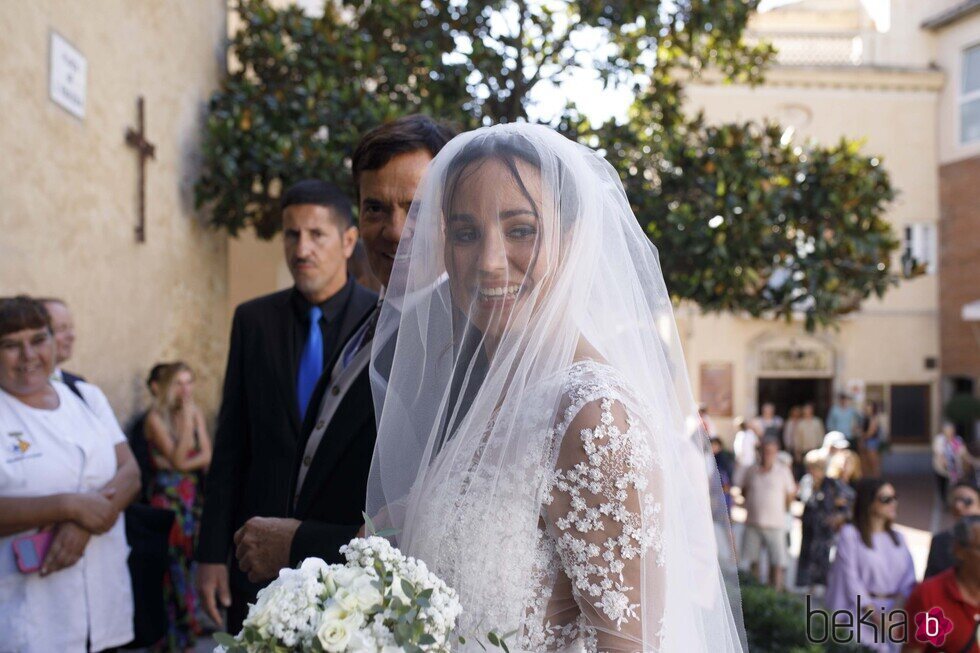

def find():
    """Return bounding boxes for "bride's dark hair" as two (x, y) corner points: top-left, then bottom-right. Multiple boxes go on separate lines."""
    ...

(440, 131), (579, 232)
(436, 134), (553, 452)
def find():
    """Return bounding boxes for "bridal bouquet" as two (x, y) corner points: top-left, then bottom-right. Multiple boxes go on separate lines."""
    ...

(214, 535), (464, 652)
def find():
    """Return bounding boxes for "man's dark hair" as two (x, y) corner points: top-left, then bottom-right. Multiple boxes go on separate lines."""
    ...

(352, 114), (456, 191)
(0, 296), (52, 338)
(281, 179), (354, 230)
(761, 435), (781, 448)
(953, 514), (980, 548)
(953, 479), (980, 497)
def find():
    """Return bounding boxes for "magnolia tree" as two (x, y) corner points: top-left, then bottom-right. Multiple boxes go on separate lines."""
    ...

(196, 0), (901, 328)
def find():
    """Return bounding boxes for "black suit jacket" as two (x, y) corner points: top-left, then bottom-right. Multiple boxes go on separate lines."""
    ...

(286, 284), (466, 567)
(288, 306), (383, 566)
(197, 283), (376, 595)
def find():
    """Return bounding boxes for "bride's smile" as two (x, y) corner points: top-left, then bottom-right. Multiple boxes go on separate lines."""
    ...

(443, 154), (555, 347)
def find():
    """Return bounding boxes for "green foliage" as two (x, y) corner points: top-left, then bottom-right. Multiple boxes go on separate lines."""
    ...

(195, 0), (475, 237)
(596, 117), (899, 329)
(945, 394), (980, 424)
(196, 0), (901, 327)
(197, 0), (769, 237)
(740, 575), (865, 652)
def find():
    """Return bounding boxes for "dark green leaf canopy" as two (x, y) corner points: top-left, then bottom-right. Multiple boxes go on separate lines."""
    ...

(196, 0), (901, 328)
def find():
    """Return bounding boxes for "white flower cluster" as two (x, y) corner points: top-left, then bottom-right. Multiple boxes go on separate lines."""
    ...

(342, 536), (463, 643)
(216, 536), (463, 653)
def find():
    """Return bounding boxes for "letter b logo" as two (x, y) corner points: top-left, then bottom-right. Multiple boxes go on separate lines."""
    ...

(914, 608), (953, 647)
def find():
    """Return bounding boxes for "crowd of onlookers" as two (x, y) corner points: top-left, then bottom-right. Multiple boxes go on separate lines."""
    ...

(706, 397), (980, 651)
(4, 291), (980, 652)
(0, 295), (213, 651)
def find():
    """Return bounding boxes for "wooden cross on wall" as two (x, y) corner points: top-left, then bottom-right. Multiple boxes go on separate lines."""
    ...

(125, 96), (155, 243)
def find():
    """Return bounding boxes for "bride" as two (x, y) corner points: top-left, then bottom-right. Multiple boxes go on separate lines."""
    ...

(366, 123), (746, 652)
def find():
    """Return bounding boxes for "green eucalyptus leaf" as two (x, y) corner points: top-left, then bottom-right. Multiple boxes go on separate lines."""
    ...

(213, 632), (238, 646)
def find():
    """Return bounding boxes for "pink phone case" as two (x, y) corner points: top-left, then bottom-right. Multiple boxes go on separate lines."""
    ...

(12, 531), (54, 574)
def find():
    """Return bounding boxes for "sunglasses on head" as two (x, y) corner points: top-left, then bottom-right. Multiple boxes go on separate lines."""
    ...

(877, 494), (897, 505)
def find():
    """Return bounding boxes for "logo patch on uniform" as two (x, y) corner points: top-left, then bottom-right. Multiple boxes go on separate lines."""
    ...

(6, 431), (40, 463)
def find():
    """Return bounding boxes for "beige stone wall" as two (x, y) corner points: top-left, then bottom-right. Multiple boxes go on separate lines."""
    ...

(679, 308), (940, 443)
(0, 1), (229, 424)
(227, 232), (293, 313)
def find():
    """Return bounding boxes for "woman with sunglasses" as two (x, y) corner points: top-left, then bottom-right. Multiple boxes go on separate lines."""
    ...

(925, 480), (980, 579)
(826, 478), (916, 652)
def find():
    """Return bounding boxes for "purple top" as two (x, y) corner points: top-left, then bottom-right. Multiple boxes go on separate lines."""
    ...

(825, 523), (916, 652)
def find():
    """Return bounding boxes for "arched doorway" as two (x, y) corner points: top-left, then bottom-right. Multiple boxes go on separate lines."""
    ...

(748, 333), (838, 423)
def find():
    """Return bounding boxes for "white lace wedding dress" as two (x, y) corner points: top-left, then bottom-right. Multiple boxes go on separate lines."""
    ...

(406, 361), (666, 652)
(367, 122), (745, 653)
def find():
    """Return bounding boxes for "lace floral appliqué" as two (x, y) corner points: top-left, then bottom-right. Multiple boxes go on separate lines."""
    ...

(545, 394), (663, 630)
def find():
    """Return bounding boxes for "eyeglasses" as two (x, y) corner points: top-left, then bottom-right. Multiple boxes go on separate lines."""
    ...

(877, 494), (897, 505)
(953, 497), (976, 507)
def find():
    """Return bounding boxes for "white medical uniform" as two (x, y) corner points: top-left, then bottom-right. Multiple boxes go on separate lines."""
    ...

(0, 381), (133, 652)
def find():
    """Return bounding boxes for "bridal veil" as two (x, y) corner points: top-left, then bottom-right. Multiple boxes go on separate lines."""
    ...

(367, 123), (746, 652)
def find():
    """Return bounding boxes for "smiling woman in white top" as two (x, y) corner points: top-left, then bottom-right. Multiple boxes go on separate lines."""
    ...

(0, 296), (141, 652)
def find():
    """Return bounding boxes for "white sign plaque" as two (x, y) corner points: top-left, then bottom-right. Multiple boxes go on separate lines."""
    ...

(49, 31), (86, 119)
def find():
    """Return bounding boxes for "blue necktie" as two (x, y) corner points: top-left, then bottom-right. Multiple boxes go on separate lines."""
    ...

(296, 305), (323, 420)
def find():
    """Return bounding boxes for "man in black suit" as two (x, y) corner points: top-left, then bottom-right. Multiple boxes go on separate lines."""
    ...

(230, 116), (456, 581)
(196, 180), (376, 632)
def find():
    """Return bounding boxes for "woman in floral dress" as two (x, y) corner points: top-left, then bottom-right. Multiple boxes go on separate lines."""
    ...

(144, 362), (212, 652)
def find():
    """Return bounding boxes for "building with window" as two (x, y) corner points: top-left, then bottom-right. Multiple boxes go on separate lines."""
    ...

(681, 0), (972, 444)
(922, 0), (980, 437)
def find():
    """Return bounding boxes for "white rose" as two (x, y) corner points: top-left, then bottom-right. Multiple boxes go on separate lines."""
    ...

(316, 618), (352, 652)
(243, 586), (278, 633)
(346, 629), (378, 653)
(322, 602), (364, 627)
(330, 565), (364, 588)
(300, 557), (329, 576)
(349, 575), (383, 611)
(334, 587), (359, 612)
